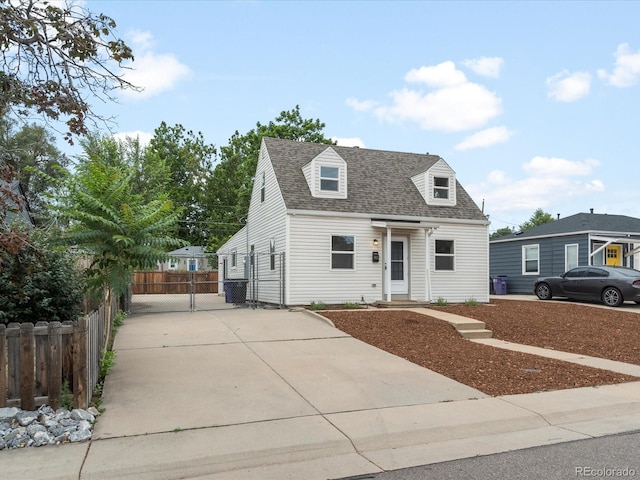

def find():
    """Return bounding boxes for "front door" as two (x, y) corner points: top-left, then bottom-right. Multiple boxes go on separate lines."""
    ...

(390, 236), (408, 294)
(606, 245), (622, 266)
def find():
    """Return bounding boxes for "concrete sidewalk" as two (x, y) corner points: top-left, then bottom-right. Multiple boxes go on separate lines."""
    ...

(4, 303), (640, 480)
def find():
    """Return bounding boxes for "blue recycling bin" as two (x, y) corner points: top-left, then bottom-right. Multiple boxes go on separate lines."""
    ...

(493, 275), (508, 295)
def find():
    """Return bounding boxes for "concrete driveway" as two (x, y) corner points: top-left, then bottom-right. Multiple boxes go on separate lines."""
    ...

(4, 299), (640, 480)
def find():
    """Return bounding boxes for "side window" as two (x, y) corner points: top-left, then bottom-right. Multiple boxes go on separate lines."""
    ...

(588, 267), (608, 277)
(320, 166), (339, 192)
(522, 245), (539, 274)
(260, 171), (266, 203)
(331, 235), (355, 270)
(435, 240), (454, 271)
(565, 267), (587, 278)
(231, 249), (237, 269)
(433, 177), (449, 199)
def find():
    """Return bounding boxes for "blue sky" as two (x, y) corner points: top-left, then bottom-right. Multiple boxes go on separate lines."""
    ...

(75, 1), (640, 234)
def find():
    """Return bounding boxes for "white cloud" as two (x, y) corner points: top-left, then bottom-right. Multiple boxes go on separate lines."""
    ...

(546, 71), (591, 102)
(112, 130), (153, 146)
(597, 43), (640, 87)
(522, 156), (600, 177)
(120, 30), (190, 99)
(405, 61), (468, 87)
(346, 98), (377, 112)
(455, 126), (514, 150)
(467, 156), (604, 215)
(333, 137), (366, 148)
(348, 61), (503, 133)
(461, 57), (504, 78)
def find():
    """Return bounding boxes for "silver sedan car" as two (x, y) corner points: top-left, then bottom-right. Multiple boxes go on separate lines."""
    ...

(533, 265), (640, 307)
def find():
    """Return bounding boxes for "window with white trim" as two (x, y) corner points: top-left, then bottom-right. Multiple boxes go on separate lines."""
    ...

(320, 166), (339, 192)
(231, 249), (237, 268)
(331, 235), (355, 270)
(523, 244), (539, 274)
(565, 244), (578, 271)
(435, 240), (454, 271)
(260, 171), (265, 203)
(433, 177), (449, 199)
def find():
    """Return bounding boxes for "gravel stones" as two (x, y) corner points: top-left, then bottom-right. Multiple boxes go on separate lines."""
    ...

(0, 405), (99, 450)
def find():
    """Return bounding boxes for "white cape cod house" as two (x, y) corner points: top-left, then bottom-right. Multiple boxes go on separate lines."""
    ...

(217, 137), (489, 306)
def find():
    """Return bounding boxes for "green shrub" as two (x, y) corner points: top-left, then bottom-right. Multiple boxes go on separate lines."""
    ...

(342, 302), (361, 309)
(0, 231), (84, 325)
(309, 301), (326, 310)
(433, 297), (448, 306)
(464, 298), (479, 306)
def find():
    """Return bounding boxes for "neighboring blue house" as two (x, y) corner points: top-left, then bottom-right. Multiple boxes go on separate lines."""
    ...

(489, 211), (640, 294)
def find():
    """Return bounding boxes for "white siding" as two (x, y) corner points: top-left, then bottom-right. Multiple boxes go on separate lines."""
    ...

(217, 143), (288, 304)
(429, 224), (489, 303)
(288, 215), (383, 305)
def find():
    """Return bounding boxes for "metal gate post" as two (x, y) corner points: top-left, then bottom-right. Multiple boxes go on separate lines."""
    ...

(189, 267), (195, 312)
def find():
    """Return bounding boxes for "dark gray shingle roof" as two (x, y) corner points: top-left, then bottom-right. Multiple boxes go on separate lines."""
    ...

(494, 212), (640, 241)
(263, 137), (487, 221)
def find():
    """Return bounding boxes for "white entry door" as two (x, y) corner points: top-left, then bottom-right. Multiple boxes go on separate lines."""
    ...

(390, 236), (408, 294)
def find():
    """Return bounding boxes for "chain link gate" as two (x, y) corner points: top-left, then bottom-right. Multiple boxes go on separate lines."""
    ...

(130, 251), (285, 314)
(130, 254), (225, 314)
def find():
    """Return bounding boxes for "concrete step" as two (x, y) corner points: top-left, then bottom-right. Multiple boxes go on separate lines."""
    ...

(457, 329), (493, 339)
(454, 321), (487, 331)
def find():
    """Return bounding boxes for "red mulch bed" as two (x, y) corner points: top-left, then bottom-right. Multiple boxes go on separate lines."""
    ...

(319, 300), (640, 397)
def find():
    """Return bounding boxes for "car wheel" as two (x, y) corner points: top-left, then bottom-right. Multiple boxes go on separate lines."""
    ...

(602, 287), (623, 307)
(535, 283), (552, 300)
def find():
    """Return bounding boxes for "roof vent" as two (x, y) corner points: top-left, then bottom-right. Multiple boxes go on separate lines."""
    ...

(590, 208), (594, 214)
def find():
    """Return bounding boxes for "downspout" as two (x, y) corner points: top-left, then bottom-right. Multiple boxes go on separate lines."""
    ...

(424, 227), (437, 302)
(386, 227), (392, 302)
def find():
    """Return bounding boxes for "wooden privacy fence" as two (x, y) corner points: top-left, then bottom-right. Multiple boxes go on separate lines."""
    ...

(0, 301), (113, 411)
(132, 270), (219, 294)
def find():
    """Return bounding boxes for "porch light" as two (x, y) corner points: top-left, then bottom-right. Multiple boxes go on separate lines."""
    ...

(373, 238), (379, 247)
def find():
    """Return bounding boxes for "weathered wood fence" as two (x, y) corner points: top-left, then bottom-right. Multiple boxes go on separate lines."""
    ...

(132, 270), (219, 294)
(0, 298), (116, 410)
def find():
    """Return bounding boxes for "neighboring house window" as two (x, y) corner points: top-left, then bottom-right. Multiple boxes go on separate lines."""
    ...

(231, 249), (237, 268)
(188, 258), (197, 271)
(565, 244), (578, 271)
(320, 166), (339, 192)
(523, 245), (539, 274)
(592, 244), (605, 265)
(435, 240), (454, 271)
(331, 235), (355, 269)
(270, 238), (276, 271)
(433, 177), (449, 199)
(169, 260), (177, 270)
(260, 171), (266, 203)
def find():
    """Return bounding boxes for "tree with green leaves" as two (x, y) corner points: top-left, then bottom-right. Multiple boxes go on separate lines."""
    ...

(490, 226), (515, 240)
(1, 116), (69, 222)
(43, 143), (185, 339)
(146, 122), (216, 246)
(0, 0), (137, 143)
(206, 105), (334, 250)
(519, 208), (555, 231)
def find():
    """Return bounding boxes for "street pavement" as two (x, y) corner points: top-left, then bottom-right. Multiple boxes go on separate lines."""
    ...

(3, 297), (640, 479)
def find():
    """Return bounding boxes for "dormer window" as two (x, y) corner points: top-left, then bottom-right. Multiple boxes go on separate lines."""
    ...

(320, 166), (339, 192)
(410, 158), (456, 206)
(302, 147), (348, 199)
(433, 177), (449, 199)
